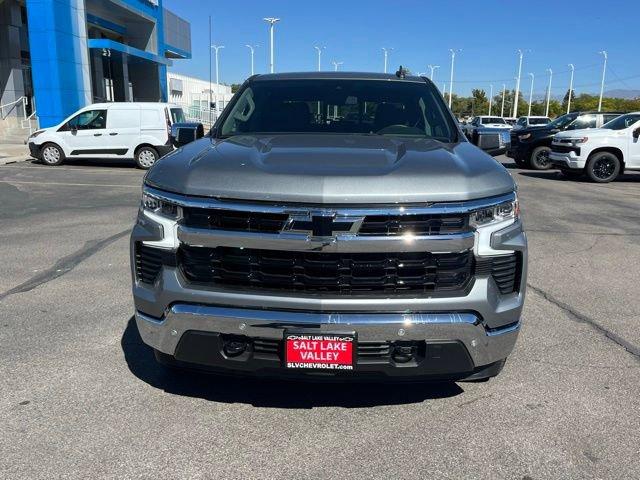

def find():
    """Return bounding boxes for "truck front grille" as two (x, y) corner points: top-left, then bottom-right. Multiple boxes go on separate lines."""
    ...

(178, 246), (474, 294)
(182, 207), (469, 236)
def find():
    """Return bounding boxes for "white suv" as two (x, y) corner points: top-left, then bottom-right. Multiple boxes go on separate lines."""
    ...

(27, 102), (186, 169)
(550, 112), (640, 182)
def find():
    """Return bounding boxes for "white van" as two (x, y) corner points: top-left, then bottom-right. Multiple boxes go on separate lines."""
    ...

(27, 102), (187, 169)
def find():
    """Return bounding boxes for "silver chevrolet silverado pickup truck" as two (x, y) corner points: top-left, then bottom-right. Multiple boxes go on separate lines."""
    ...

(130, 71), (527, 382)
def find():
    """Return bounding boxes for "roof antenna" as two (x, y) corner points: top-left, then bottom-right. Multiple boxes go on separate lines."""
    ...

(395, 66), (406, 79)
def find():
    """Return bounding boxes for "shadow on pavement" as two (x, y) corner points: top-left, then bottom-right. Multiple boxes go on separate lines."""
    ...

(121, 317), (464, 408)
(28, 157), (138, 169)
(518, 171), (640, 183)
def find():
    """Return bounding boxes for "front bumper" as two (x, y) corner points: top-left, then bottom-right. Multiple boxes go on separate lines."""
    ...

(549, 151), (585, 169)
(136, 305), (520, 380)
(131, 209), (527, 379)
(28, 142), (41, 159)
(506, 142), (531, 160)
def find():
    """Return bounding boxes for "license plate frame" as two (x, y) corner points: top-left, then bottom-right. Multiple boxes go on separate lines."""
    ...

(284, 331), (356, 371)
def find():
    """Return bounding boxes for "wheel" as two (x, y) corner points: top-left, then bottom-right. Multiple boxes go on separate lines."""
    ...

(558, 168), (583, 180)
(40, 143), (65, 166)
(586, 152), (620, 183)
(529, 146), (552, 170)
(135, 146), (159, 169)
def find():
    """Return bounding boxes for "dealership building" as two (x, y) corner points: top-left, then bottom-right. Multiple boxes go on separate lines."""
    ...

(0, 0), (191, 132)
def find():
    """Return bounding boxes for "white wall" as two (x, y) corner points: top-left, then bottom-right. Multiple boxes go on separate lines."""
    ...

(167, 71), (233, 111)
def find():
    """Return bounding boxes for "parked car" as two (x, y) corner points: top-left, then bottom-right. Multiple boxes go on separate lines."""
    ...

(549, 112), (640, 182)
(513, 116), (551, 130)
(130, 71), (527, 382)
(27, 102), (186, 169)
(504, 117), (518, 126)
(463, 116), (512, 137)
(507, 111), (623, 170)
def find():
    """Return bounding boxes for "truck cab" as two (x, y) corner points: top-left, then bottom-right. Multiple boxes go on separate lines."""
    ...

(550, 112), (640, 182)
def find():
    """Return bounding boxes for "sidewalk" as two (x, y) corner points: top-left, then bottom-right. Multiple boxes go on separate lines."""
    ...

(0, 144), (30, 165)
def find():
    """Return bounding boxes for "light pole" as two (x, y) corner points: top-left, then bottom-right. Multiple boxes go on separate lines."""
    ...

(513, 49), (524, 118)
(245, 44), (258, 76)
(488, 84), (493, 115)
(211, 45), (224, 117)
(263, 17), (280, 73)
(448, 49), (460, 108)
(598, 51), (608, 112)
(208, 16), (212, 124)
(501, 84), (506, 117)
(528, 73), (535, 117)
(314, 46), (325, 71)
(567, 63), (575, 114)
(332, 61), (343, 119)
(545, 68), (553, 117)
(428, 64), (440, 81)
(382, 48), (393, 73)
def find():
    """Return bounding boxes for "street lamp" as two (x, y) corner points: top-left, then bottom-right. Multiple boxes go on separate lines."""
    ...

(488, 84), (493, 116)
(448, 49), (461, 108)
(567, 63), (575, 114)
(314, 46), (325, 71)
(382, 48), (393, 73)
(528, 73), (535, 117)
(263, 17), (280, 73)
(598, 51), (607, 112)
(513, 49), (524, 118)
(245, 44), (259, 76)
(332, 60), (343, 71)
(428, 64), (440, 81)
(211, 45), (224, 116)
(545, 68), (553, 117)
(501, 84), (506, 117)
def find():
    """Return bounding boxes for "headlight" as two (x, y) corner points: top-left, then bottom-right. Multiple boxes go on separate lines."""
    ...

(518, 133), (531, 140)
(569, 137), (588, 145)
(28, 130), (44, 139)
(141, 190), (179, 219)
(470, 198), (519, 228)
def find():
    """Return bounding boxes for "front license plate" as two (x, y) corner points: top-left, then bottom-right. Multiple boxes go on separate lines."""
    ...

(285, 332), (355, 370)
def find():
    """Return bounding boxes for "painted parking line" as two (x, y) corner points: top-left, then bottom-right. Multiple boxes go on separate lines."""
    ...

(1, 180), (141, 188)
(0, 164), (141, 174)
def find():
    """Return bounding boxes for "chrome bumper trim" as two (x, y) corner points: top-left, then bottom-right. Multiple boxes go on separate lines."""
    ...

(145, 185), (516, 216)
(135, 304), (520, 367)
(177, 226), (475, 253)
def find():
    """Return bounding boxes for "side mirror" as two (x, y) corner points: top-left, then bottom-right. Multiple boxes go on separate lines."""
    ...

(170, 122), (204, 147)
(474, 127), (510, 157)
(633, 128), (640, 140)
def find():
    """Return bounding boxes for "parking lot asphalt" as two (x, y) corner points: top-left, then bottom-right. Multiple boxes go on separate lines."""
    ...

(1, 157), (639, 479)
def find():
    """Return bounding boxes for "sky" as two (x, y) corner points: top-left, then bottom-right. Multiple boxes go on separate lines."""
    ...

(163, 0), (640, 98)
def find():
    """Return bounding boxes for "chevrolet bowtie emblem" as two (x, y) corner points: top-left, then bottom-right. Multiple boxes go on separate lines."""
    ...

(283, 211), (364, 237)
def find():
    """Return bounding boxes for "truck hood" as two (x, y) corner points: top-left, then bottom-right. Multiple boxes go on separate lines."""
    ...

(145, 134), (515, 204)
(554, 128), (610, 139)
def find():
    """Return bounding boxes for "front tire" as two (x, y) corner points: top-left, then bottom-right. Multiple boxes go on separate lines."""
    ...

(586, 152), (620, 183)
(529, 146), (552, 170)
(41, 143), (65, 166)
(135, 146), (159, 169)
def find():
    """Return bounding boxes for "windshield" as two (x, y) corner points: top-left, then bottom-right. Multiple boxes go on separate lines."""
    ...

(481, 117), (506, 124)
(219, 79), (457, 142)
(602, 113), (640, 130)
(547, 113), (579, 130)
(529, 117), (550, 125)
